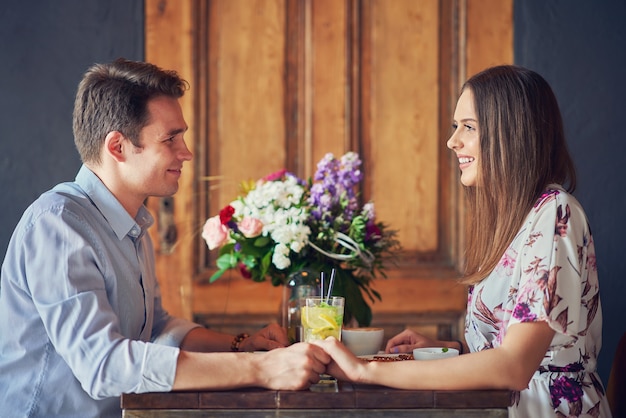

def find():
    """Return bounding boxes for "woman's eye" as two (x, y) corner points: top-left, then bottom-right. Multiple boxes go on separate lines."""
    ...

(451, 123), (458, 131)
(464, 124), (475, 131)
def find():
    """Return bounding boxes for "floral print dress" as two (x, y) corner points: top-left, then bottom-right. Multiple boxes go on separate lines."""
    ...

(465, 185), (612, 417)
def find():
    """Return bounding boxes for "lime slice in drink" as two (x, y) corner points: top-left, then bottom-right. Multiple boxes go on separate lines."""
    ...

(302, 306), (342, 340)
(311, 313), (339, 337)
(318, 313), (338, 329)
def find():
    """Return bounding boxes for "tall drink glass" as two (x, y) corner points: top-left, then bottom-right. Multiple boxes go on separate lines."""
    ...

(301, 296), (344, 342)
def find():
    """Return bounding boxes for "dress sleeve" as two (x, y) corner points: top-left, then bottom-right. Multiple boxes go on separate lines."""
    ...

(509, 191), (598, 348)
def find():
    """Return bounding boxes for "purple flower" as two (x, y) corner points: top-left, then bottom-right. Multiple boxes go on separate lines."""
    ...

(512, 302), (537, 322)
(227, 220), (239, 233)
(550, 376), (583, 407)
(548, 362), (584, 373)
(308, 152), (363, 227)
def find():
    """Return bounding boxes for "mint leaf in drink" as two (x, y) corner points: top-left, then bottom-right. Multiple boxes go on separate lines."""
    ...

(441, 347), (449, 353)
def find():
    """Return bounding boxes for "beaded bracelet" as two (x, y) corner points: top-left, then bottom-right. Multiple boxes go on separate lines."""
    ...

(231, 333), (249, 352)
(455, 340), (465, 355)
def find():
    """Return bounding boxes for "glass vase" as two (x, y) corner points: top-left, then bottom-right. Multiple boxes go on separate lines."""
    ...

(281, 269), (319, 344)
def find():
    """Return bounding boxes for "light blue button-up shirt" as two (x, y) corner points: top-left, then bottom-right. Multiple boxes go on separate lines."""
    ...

(0, 165), (200, 417)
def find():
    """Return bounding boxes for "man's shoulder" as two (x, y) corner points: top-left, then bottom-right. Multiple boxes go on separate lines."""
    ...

(31, 181), (90, 212)
(18, 182), (97, 231)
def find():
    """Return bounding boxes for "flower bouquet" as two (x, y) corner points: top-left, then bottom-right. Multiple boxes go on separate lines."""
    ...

(202, 152), (400, 326)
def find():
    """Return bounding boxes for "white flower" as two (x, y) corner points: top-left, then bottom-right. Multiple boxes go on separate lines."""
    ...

(272, 243), (291, 269)
(228, 176), (311, 270)
(230, 200), (245, 216)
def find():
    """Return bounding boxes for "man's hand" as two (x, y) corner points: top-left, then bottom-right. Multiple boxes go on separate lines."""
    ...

(239, 323), (289, 352)
(253, 342), (331, 390)
(173, 341), (331, 391)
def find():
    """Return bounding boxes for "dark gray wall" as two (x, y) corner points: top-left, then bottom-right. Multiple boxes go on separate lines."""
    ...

(0, 0), (623, 387)
(0, 0), (144, 253)
(514, 0), (626, 385)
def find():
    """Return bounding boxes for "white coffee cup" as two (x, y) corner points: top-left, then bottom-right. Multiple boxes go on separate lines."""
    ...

(341, 327), (385, 356)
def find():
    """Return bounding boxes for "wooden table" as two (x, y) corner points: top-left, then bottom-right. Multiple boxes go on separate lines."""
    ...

(121, 380), (513, 417)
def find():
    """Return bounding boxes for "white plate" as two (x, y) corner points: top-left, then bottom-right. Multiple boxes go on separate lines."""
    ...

(413, 347), (459, 360)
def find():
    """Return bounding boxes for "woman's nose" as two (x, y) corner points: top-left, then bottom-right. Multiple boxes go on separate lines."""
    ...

(447, 131), (460, 150)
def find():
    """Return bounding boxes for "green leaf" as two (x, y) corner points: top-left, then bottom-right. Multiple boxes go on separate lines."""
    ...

(217, 242), (236, 256)
(254, 236), (270, 247)
(216, 253), (238, 270)
(260, 251), (272, 278)
(242, 254), (257, 269)
(209, 269), (226, 283)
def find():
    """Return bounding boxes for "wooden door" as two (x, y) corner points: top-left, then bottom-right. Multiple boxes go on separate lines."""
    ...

(145, 0), (512, 339)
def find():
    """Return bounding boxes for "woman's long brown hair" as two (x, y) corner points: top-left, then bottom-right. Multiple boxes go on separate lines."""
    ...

(460, 65), (577, 285)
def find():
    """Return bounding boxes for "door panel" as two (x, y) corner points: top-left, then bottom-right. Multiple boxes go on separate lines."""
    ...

(145, 0), (512, 336)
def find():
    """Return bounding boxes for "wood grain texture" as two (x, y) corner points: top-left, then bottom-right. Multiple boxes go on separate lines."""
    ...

(145, 0), (513, 327)
(121, 385), (513, 411)
(145, 0), (196, 320)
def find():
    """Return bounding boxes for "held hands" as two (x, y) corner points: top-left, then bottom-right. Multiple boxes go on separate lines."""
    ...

(310, 337), (368, 383)
(252, 328), (459, 390)
(255, 343), (331, 390)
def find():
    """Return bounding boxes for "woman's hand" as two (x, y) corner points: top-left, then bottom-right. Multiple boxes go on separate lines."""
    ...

(310, 337), (369, 383)
(385, 329), (441, 353)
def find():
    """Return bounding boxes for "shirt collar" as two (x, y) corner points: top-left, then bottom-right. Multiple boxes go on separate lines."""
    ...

(75, 165), (154, 241)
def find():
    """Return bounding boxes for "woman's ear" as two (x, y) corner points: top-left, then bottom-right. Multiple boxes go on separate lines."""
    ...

(104, 131), (126, 162)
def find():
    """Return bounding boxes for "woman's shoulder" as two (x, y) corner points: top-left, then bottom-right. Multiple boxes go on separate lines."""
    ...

(530, 184), (590, 233)
(533, 184), (583, 213)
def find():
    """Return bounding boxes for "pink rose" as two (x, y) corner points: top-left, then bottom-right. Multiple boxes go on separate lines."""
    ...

(262, 169), (287, 182)
(238, 217), (263, 238)
(202, 216), (230, 250)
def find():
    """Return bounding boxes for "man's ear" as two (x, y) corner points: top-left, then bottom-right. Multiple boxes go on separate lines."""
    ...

(104, 131), (126, 162)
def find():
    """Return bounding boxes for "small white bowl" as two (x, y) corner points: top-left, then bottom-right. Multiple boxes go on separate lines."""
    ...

(341, 327), (385, 356)
(413, 347), (459, 360)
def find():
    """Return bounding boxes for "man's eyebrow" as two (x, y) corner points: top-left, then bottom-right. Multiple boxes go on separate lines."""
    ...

(167, 126), (188, 136)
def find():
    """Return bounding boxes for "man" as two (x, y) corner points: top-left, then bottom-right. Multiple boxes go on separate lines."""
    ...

(0, 58), (329, 418)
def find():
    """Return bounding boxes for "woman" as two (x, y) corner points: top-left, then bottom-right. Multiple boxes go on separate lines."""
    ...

(314, 65), (612, 417)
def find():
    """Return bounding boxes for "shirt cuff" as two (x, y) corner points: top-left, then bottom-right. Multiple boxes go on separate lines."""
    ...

(152, 317), (203, 347)
(137, 343), (181, 392)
